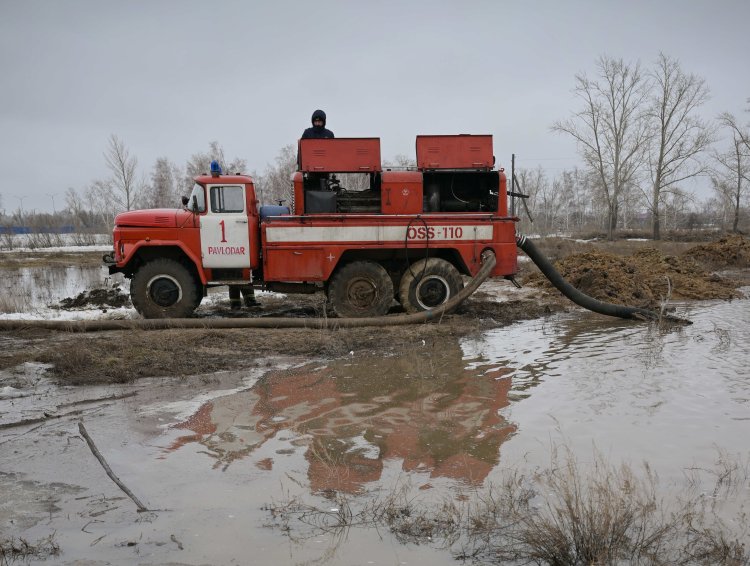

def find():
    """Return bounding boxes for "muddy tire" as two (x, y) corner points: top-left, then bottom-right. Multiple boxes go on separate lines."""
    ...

(327, 261), (394, 318)
(398, 258), (464, 313)
(131, 259), (200, 319)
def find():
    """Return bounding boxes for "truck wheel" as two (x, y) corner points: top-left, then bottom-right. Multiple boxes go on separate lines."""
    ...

(398, 258), (464, 313)
(327, 261), (394, 318)
(131, 259), (200, 318)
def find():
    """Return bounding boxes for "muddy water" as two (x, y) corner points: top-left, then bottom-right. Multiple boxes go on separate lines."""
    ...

(464, 295), (750, 482)
(1, 294), (749, 565)
(0, 264), (118, 313)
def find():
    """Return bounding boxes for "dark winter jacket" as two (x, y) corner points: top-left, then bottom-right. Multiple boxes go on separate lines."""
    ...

(301, 109), (334, 139)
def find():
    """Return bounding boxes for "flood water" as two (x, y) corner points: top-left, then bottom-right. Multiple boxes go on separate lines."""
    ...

(1, 270), (749, 563)
(465, 298), (750, 481)
(0, 263), (119, 314)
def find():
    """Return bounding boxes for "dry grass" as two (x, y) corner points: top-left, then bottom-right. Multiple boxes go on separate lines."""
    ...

(0, 294), (31, 314)
(0, 249), (105, 269)
(265, 447), (750, 565)
(0, 533), (60, 565)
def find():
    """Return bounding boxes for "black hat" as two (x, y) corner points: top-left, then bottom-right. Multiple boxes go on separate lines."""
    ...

(311, 109), (326, 126)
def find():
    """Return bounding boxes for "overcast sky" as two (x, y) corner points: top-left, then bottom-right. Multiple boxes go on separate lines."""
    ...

(1, 0), (749, 213)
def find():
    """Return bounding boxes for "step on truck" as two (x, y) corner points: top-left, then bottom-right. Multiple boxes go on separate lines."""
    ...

(104, 134), (519, 318)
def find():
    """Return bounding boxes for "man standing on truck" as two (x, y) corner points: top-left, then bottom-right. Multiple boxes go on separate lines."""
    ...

(301, 109), (334, 139)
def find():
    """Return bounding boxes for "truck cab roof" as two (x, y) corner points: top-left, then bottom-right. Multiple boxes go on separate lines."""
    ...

(194, 174), (255, 185)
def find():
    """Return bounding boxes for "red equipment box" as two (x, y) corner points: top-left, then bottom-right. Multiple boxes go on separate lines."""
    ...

(298, 138), (382, 173)
(381, 172), (423, 214)
(416, 134), (494, 170)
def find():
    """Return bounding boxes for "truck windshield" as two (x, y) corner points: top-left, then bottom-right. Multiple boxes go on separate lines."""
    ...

(188, 184), (207, 213)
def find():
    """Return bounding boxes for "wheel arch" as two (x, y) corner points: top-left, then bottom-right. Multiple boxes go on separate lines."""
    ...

(122, 244), (205, 284)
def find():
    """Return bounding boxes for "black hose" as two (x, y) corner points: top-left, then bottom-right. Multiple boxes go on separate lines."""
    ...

(0, 252), (497, 333)
(516, 234), (691, 324)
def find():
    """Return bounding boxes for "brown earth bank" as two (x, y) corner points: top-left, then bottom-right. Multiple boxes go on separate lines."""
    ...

(522, 234), (749, 308)
(1, 235), (748, 386)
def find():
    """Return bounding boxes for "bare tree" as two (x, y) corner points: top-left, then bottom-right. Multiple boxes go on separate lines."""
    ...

(63, 187), (107, 241)
(146, 157), (181, 208)
(554, 56), (651, 239)
(646, 53), (713, 239)
(64, 187), (85, 220)
(618, 178), (645, 230)
(559, 168), (596, 233)
(383, 154), (417, 168)
(521, 167), (560, 236)
(183, 141), (247, 194)
(515, 167), (546, 234)
(103, 134), (142, 211)
(255, 144), (297, 206)
(712, 122), (750, 233)
(85, 178), (118, 227)
(719, 106), (750, 153)
(654, 186), (690, 231)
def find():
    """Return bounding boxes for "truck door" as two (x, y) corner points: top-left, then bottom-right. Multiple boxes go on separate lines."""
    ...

(200, 184), (252, 268)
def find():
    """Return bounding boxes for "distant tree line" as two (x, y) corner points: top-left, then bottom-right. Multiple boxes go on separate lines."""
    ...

(2, 53), (747, 244)
(546, 53), (749, 239)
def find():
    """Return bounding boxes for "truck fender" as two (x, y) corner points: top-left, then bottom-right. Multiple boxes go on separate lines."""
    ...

(122, 240), (207, 284)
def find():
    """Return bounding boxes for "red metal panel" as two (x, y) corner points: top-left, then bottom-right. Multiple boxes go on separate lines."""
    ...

(263, 248), (325, 280)
(292, 172), (305, 215)
(299, 138), (381, 172)
(381, 171), (423, 214)
(416, 135), (493, 170)
(261, 213), (518, 281)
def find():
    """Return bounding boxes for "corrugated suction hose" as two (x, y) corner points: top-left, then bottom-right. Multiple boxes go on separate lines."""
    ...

(516, 234), (691, 324)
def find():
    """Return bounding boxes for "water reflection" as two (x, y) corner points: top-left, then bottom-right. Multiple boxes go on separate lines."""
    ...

(162, 293), (749, 496)
(0, 264), (118, 313)
(461, 295), (750, 480)
(166, 340), (516, 492)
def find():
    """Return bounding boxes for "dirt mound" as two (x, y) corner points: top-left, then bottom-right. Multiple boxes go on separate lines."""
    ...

(683, 235), (750, 269)
(57, 286), (131, 309)
(525, 247), (741, 308)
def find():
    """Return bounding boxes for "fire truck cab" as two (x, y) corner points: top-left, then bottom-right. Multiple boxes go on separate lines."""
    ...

(105, 134), (519, 319)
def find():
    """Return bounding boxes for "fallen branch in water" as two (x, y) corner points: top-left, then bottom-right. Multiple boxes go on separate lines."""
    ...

(57, 391), (137, 409)
(0, 409), (85, 431)
(77, 421), (150, 512)
(0, 392), (137, 434)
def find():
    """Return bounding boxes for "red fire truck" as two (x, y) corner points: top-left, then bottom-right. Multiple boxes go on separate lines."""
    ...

(104, 134), (519, 318)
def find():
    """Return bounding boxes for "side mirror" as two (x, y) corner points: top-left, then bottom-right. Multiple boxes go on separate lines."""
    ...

(181, 196), (189, 206)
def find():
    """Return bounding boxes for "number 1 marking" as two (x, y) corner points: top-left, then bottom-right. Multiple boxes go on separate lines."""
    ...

(219, 220), (227, 242)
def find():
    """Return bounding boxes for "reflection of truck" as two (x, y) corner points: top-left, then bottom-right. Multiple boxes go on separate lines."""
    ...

(104, 134), (519, 319)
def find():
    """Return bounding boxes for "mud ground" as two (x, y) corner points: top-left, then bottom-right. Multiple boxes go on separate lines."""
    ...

(525, 234), (749, 307)
(0, 235), (748, 386)
(1, 290), (560, 385)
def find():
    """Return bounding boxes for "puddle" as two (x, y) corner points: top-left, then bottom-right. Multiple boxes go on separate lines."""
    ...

(1, 293), (749, 563)
(462, 292), (750, 483)
(0, 264), (126, 317)
(162, 344), (516, 492)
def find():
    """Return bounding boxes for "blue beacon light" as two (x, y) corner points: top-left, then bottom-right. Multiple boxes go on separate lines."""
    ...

(210, 160), (222, 177)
